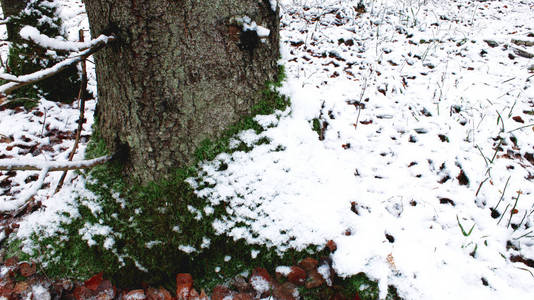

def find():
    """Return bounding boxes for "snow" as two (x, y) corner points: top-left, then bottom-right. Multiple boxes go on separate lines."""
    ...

(178, 245), (197, 254)
(238, 16), (271, 38)
(275, 266), (291, 276)
(31, 285), (51, 300)
(0, 0), (533, 299)
(318, 263), (332, 286)
(250, 274), (270, 295)
(79, 223), (112, 247)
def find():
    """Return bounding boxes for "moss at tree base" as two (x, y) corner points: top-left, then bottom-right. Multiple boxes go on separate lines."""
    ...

(12, 66), (400, 299)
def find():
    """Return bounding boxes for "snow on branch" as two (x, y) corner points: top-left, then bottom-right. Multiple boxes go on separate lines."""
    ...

(19, 25), (112, 52)
(0, 155), (110, 212)
(0, 155), (111, 172)
(0, 167), (49, 212)
(0, 34), (114, 95)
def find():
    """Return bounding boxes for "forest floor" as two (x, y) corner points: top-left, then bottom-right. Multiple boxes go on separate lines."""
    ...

(1, 0), (534, 299)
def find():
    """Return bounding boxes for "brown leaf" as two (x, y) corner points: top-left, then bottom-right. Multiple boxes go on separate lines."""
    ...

(4, 256), (18, 267)
(512, 116), (525, 123)
(272, 282), (298, 300)
(74, 286), (95, 300)
(211, 285), (232, 300)
(306, 270), (325, 289)
(13, 281), (29, 295)
(189, 288), (199, 298)
(234, 293), (253, 300)
(287, 266), (306, 286)
(326, 240), (337, 252)
(19, 262), (36, 277)
(84, 272), (103, 291)
(176, 273), (193, 300)
(146, 287), (173, 300)
(298, 257), (318, 273)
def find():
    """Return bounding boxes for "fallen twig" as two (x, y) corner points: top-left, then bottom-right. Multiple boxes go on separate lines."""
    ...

(0, 167), (48, 212)
(0, 155), (111, 172)
(55, 30), (89, 194)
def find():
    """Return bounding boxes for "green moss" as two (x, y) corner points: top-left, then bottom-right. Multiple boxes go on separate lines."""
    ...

(4, 239), (31, 262)
(22, 64), (400, 298)
(25, 65), (297, 288)
(312, 118), (321, 136)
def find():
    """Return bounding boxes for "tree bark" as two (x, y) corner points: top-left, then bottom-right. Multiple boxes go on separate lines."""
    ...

(84, 0), (280, 184)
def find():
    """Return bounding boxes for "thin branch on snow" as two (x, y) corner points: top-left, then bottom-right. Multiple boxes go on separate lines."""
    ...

(0, 35), (114, 95)
(0, 155), (111, 172)
(55, 30), (89, 194)
(0, 167), (49, 212)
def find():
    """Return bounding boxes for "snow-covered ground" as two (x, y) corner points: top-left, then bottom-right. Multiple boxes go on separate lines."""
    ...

(1, 0), (534, 299)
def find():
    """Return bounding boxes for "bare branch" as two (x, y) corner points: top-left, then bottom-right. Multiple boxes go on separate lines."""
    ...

(0, 155), (111, 172)
(55, 30), (89, 194)
(0, 167), (49, 212)
(0, 17), (10, 25)
(0, 35), (114, 94)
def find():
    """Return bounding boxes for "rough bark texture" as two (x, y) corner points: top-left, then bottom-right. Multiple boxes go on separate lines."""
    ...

(84, 0), (280, 184)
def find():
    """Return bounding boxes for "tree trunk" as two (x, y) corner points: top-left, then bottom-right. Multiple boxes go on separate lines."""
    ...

(84, 0), (279, 184)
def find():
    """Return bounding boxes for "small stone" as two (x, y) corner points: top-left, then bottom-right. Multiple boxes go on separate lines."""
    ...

(298, 257), (318, 272)
(287, 266), (306, 286)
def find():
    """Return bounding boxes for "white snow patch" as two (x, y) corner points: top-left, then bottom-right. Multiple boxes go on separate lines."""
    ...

(275, 266), (291, 276)
(178, 245), (197, 254)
